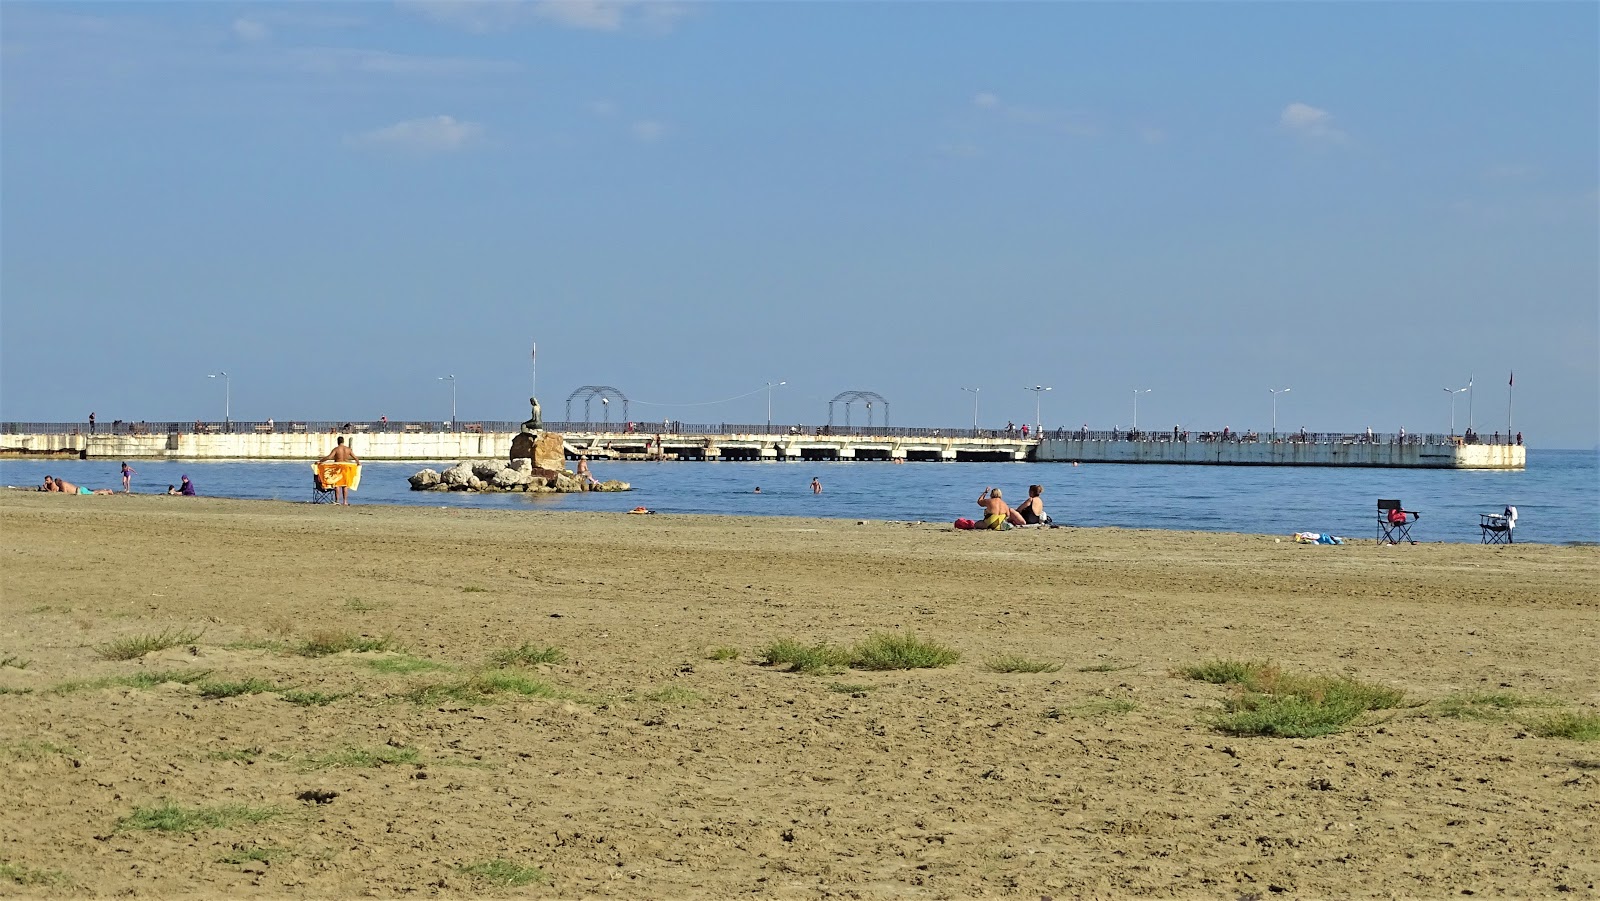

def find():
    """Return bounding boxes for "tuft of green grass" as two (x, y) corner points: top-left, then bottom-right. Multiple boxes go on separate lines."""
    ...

(758, 638), (853, 674)
(707, 647), (740, 661)
(305, 745), (421, 769)
(197, 678), (280, 700)
(208, 747), (264, 762)
(1529, 711), (1600, 741)
(827, 682), (873, 694)
(1, 740), (78, 759)
(1433, 691), (1563, 721)
(403, 670), (570, 705)
(217, 846), (289, 865)
(363, 654), (448, 675)
(489, 643), (566, 667)
(49, 670), (213, 694)
(293, 632), (397, 657)
(342, 598), (380, 612)
(849, 632), (960, 671)
(117, 802), (280, 833)
(1046, 698), (1137, 720)
(224, 639), (288, 653)
(0, 862), (65, 886)
(0, 686), (34, 695)
(640, 685), (702, 705)
(279, 689), (348, 707)
(460, 585), (488, 593)
(1179, 659), (1276, 686)
(457, 859), (545, 887)
(985, 655), (1062, 674)
(94, 629), (202, 661)
(1, 655), (31, 670)
(1078, 661), (1136, 673)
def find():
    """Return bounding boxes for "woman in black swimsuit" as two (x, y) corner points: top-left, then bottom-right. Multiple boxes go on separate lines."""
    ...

(1015, 484), (1051, 525)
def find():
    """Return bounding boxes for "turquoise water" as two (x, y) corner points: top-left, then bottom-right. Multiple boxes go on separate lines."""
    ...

(4, 450), (1595, 545)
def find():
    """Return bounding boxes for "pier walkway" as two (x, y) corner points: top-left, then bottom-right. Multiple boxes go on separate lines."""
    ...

(1, 421), (1526, 469)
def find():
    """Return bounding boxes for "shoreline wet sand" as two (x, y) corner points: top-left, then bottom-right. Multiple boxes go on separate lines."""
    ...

(2, 492), (1596, 897)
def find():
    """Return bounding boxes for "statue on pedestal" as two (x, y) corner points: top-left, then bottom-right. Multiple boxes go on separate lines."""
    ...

(521, 397), (542, 434)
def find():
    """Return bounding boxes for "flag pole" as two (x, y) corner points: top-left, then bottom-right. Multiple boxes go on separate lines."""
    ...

(531, 341), (538, 398)
(1507, 371), (1513, 439)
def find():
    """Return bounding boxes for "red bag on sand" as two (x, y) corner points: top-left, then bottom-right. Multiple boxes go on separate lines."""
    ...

(953, 518), (977, 530)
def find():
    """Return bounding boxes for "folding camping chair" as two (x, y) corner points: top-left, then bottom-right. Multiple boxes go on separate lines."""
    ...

(1480, 506), (1516, 545)
(1377, 499), (1419, 544)
(312, 471), (337, 504)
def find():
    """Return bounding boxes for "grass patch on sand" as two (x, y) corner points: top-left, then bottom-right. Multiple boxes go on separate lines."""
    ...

(985, 655), (1062, 674)
(208, 747), (264, 762)
(707, 647), (740, 661)
(1181, 659), (1405, 738)
(639, 685), (702, 705)
(489, 643), (566, 667)
(1432, 691), (1564, 721)
(1078, 661), (1136, 673)
(761, 633), (960, 674)
(0, 655), (31, 670)
(1529, 711), (1600, 741)
(304, 745), (421, 769)
(50, 669), (213, 694)
(0, 861), (65, 887)
(217, 845), (291, 865)
(117, 802), (280, 833)
(1047, 698), (1137, 720)
(827, 682), (873, 695)
(402, 670), (572, 706)
(758, 639), (854, 674)
(279, 689), (349, 707)
(197, 678), (281, 700)
(457, 859), (545, 887)
(93, 629), (202, 661)
(1, 740), (78, 759)
(363, 654), (448, 675)
(460, 585), (488, 593)
(293, 632), (398, 658)
(342, 598), (381, 612)
(0, 686), (34, 695)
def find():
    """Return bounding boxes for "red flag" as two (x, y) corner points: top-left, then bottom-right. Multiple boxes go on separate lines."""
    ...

(1509, 371), (1514, 387)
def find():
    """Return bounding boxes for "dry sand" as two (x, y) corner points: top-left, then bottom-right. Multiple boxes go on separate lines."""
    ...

(1, 492), (1596, 899)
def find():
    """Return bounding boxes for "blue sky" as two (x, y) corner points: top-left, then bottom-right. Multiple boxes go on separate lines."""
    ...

(3, 1), (1596, 446)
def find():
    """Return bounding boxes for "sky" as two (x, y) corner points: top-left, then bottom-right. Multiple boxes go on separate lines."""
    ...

(2, 1), (1596, 447)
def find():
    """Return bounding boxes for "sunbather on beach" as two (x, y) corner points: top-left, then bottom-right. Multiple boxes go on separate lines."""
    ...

(977, 487), (1025, 529)
(1015, 484), (1053, 526)
(42, 476), (113, 495)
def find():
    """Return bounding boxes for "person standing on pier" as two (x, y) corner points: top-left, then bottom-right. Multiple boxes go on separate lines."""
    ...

(89, 412), (96, 434)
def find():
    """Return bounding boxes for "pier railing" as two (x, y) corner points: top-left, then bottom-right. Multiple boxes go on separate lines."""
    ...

(2, 420), (1523, 447)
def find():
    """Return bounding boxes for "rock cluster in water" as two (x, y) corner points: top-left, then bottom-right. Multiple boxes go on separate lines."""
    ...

(408, 459), (629, 493)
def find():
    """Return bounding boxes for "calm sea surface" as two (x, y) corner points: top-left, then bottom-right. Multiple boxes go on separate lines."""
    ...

(4, 450), (1595, 545)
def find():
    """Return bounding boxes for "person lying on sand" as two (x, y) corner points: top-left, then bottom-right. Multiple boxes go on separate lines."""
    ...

(42, 476), (114, 495)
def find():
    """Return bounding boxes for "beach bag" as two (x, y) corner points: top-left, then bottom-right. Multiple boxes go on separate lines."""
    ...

(953, 518), (977, 530)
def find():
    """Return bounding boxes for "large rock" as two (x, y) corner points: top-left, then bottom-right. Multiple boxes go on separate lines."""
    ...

(491, 467), (533, 490)
(408, 469), (441, 490)
(440, 462), (476, 489)
(510, 431), (566, 471)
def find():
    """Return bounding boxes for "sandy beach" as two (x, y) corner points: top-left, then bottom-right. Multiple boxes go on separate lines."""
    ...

(1, 491), (1596, 898)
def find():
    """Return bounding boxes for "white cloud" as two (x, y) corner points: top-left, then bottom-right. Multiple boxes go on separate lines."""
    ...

(402, 0), (688, 33)
(351, 115), (484, 154)
(971, 91), (1099, 138)
(232, 18), (271, 42)
(630, 119), (665, 142)
(972, 92), (1000, 109)
(1279, 102), (1347, 142)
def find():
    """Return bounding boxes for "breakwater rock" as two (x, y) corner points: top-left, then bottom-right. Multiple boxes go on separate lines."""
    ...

(409, 460), (630, 493)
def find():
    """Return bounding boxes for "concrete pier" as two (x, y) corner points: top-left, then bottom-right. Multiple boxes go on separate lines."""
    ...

(1, 427), (1524, 468)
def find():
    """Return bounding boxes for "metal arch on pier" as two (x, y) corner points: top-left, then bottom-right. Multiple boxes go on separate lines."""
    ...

(827, 391), (889, 428)
(564, 386), (630, 425)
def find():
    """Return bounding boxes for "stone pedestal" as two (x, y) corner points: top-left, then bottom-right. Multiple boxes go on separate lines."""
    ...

(510, 431), (566, 472)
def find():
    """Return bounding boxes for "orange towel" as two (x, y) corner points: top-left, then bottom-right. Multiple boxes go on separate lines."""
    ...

(314, 462), (361, 490)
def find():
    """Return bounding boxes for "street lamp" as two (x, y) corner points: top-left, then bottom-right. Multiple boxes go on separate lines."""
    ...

(438, 375), (456, 430)
(1443, 385), (1468, 435)
(765, 380), (786, 431)
(1025, 386), (1052, 434)
(1132, 388), (1151, 430)
(208, 371), (230, 426)
(601, 396), (610, 424)
(1268, 387), (1290, 436)
(961, 387), (981, 431)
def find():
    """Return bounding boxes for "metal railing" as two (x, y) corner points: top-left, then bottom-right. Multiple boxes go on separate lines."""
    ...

(0, 420), (1524, 447)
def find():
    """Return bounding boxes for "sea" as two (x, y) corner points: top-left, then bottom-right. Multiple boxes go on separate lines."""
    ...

(3, 450), (1596, 546)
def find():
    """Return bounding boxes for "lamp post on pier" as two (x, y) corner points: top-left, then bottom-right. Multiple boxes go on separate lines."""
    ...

(1132, 388), (1151, 430)
(1269, 387), (1290, 436)
(765, 380), (786, 432)
(208, 371), (230, 427)
(1443, 385), (1468, 435)
(961, 387), (980, 431)
(438, 375), (456, 431)
(1026, 386), (1052, 435)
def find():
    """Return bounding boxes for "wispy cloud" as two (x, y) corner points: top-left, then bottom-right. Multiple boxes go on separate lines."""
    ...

(403, 0), (690, 33)
(286, 47), (519, 77)
(232, 18), (271, 42)
(971, 91), (1100, 138)
(350, 115), (485, 154)
(1279, 102), (1347, 143)
(630, 119), (666, 142)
